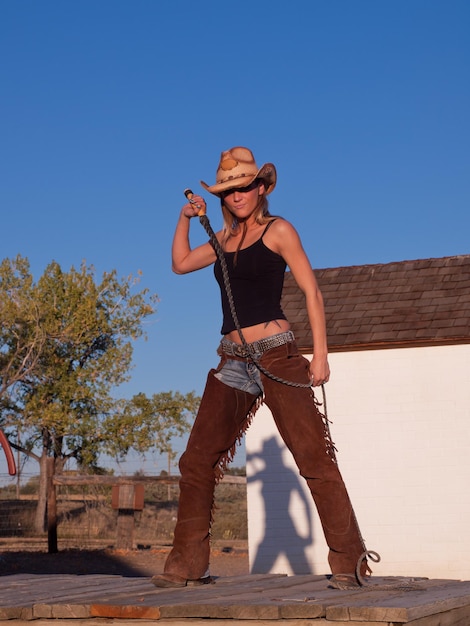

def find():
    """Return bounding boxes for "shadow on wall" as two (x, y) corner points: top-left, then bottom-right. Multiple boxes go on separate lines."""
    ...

(247, 436), (314, 574)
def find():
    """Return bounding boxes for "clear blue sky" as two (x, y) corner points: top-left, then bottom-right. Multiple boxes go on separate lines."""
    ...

(1, 1), (469, 473)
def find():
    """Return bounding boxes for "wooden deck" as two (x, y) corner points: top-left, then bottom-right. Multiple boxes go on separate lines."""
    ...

(1, 573), (470, 625)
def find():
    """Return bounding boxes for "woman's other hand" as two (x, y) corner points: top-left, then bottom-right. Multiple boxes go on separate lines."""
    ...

(309, 355), (330, 387)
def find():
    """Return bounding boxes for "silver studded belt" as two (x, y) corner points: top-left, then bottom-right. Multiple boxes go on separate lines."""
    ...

(219, 330), (295, 358)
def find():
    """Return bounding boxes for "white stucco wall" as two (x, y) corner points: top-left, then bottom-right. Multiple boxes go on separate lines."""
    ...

(246, 344), (470, 581)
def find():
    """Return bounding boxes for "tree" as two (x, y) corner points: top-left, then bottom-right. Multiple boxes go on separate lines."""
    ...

(101, 391), (199, 463)
(0, 256), (198, 533)
(0, 255), (46, 397)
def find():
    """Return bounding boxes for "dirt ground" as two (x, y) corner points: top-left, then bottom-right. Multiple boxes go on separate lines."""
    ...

(0, 540), (249, 578)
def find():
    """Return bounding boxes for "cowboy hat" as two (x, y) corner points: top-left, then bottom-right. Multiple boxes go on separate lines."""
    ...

(200, 147), (276, 196)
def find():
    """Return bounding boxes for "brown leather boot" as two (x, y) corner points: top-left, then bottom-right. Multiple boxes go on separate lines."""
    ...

(155, 370), (259, 585)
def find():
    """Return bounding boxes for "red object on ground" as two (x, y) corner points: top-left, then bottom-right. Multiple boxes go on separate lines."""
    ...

(0, 429), (16, 475)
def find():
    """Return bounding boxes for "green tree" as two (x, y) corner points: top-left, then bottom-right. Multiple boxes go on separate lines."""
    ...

(101, 391), (198, 463)
(0, 256), (197, 533)
(0, 255), (46, 397)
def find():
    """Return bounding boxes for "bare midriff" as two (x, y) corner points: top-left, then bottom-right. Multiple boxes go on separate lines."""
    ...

(224, 319), (291, 344)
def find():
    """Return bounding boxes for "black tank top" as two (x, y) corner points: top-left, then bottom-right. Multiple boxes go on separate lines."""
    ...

(214, 220), (287, 335)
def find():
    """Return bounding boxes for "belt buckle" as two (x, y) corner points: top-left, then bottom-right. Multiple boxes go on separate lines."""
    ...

(235, 344), (245, 357)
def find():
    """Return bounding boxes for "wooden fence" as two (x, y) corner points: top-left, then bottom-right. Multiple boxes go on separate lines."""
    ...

(46, 459), (245, 553)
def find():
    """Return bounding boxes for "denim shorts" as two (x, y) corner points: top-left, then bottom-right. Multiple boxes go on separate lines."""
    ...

(214, 356), (264, 396)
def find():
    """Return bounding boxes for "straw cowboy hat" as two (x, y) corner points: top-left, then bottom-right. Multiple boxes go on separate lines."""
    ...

(200, 147), (277, 196)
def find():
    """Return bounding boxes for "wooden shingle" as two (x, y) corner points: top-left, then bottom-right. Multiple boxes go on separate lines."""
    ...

(281, 255), (470, 352)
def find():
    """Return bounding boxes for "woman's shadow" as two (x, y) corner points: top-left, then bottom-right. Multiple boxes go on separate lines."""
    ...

(247, 436), (314, 574)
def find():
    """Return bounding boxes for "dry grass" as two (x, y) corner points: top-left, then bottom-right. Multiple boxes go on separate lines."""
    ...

(0, 480), (248, 549)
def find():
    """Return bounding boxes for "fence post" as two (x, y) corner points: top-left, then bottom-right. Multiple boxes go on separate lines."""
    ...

(46, 457), (58, 553)
(112, 482), (144, 550)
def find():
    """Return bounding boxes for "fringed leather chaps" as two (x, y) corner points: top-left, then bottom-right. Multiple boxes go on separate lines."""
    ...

(164, 340), (368, 579)
(258, 341), (368, 576)
(163, 370), (259, 580)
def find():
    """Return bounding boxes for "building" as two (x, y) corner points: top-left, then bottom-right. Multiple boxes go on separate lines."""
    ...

(246, 255), (470, 580)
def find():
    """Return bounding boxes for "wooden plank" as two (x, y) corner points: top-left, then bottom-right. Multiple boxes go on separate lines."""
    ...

(0, 607), (34, 621)
(8, 613), (462, 626)
(326, 579), (470, 623)
(405, 604), (470, 626)
(132, 573), (290, 607)
(34, 579), (152, 606)
(150, 576), (470, 622)
(52, 474), (244, 486)
(1, 574), (326, 621)
(0, 620), (396, 626)
(32, 604), (91, 620)
(0, 575), (139, 605)
(89, 605), (162, 620)
(160, 602), (281, 620)
(0, 576), (150, 614)
(1, 573), (470, 625)
(153, 575), (340, 620)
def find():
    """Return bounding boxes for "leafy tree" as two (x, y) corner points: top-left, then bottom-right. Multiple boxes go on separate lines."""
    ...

(0, 255), (46, 397)
(0, 256), (198, 532)
(101, 391), (199, 463)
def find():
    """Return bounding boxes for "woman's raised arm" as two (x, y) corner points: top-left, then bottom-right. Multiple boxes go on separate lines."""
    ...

(171, 194), (217, 274)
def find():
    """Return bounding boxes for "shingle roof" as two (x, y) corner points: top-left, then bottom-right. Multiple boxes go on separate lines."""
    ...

(281, 255), (470, 352)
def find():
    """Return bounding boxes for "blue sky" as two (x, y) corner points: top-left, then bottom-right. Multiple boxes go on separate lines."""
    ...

(1, 1), (469, 473)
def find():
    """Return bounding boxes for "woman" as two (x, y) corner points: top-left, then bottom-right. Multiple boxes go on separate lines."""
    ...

(152, 147), (369, 590)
